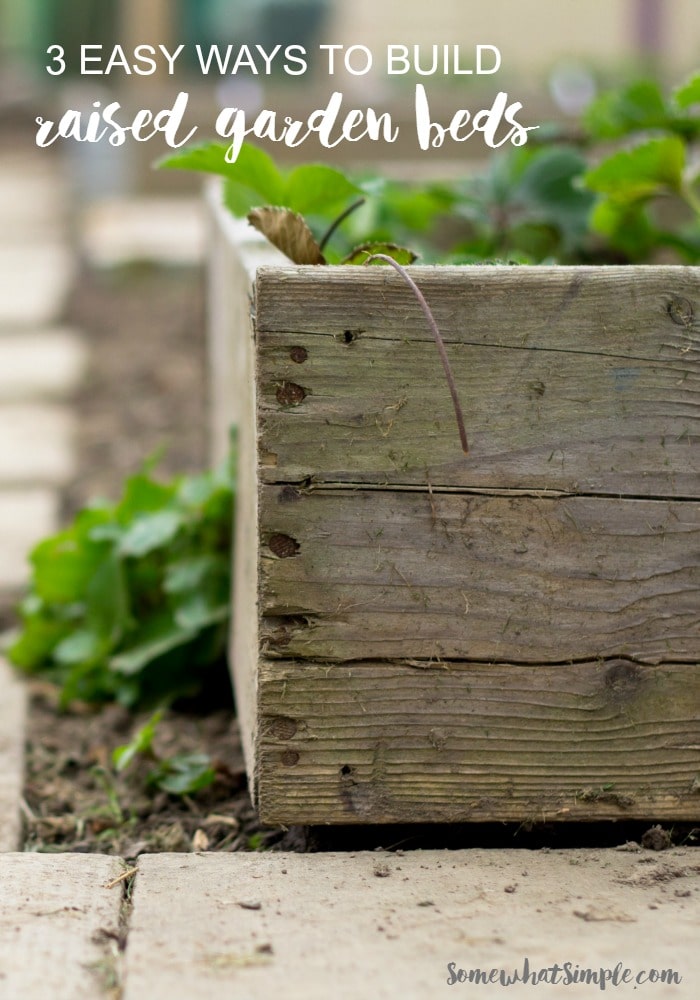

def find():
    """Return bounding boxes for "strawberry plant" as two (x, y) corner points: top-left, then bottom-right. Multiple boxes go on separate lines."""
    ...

(582, 75), (700, 262)
(161, 70), (699, 266)
(7, 455), (235, 708)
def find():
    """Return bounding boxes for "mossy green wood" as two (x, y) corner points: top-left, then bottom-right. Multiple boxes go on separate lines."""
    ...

(225, 254), (700, 823)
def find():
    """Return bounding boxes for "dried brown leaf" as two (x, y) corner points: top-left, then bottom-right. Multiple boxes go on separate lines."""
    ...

(247, 207), (326, 265)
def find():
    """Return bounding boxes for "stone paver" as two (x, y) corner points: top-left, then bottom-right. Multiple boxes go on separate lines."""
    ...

(0, 245), (73, 327)
(0, 404), (76, 485)
(0, 329), (87, 401)
(0, 658), (27, 851)
(123, 850), (700, 1000)
(0, 162), (67, 242)
(0, 489), (60, 588)
(80, 197), (206, 266)
(0, 853), (124, 999)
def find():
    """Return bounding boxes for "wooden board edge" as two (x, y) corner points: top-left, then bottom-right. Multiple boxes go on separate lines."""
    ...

(255, 658), (700, 826)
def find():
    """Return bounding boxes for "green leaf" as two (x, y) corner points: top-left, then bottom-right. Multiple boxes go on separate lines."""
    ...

(112, 708), (164, 772)
(161, 143), (361, 221)
(160, 142), (285, 212)
(583, 79), (669, 138)
(584, 137), (686, 202)
(177, 471), (218, 508)
(116, 473), (176, 523)
(88, 523), (123, 543)
(515, 146), (595, 250)
(343, 242), (418, 265)
(29, 537), (91, 604)
(110, 623), (196, 675)
(8, 616), (74, 670)
(157, 142), (231, 176)
(8, 445), (235, 708)
(54, 628), (104, 666)
(164, 555), (221, 594)
(118, 510), (182, 558)
(149, 753), (216, 795)
(283, 165), (362, 216)
(517, 147), (588, 211)
(174, 593), (229, 631)
(86, 552), (129, 644)
(673, 73), (700, 110)
(589, 199), (658, 260)
(375, 181), (456, 232)
(222, 178), (267, 218)
(216, 143), (286, 203)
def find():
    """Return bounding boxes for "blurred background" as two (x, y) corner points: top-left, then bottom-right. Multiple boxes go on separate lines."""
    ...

(1, 0), (699, 189)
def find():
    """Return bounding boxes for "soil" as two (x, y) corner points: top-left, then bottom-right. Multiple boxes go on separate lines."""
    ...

(22, 683), (305, 857)
(16, 246), (700, 859)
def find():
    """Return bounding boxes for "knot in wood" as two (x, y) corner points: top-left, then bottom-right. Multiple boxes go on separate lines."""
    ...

(289, 346), (308, 364)
(280, 750), (300, 767)
(604, 661), (642, 697)
(268, 533), (300, 558)
(667, 296), (694, 328)
(279, 486), (301, 504)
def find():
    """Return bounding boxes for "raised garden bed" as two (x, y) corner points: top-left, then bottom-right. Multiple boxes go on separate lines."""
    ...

(208, 191), (700, 826)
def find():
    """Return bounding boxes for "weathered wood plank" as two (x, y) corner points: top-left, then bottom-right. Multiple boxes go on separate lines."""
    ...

(260, 487), (700, 664)
(255, 265), (700, 494)
(255, 265), (700, 352)
(205, 188), (285, 464)
(256, 659), (700, 825)
(207, 207), (700, 825)
(223, 237), (281, 789)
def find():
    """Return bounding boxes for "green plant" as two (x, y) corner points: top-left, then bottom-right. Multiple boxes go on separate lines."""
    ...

(112, 709), (216, 796)
(8, 455), (235, 708)
(582, 75), (700, 261)
(161, 71), (700, 267)
(160, 142), (419, 265)
(90, 765), (127, 824)
(448, 144), (597, 263)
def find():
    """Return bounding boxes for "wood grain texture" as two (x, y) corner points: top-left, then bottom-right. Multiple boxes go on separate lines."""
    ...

(257, 659), (700, 825)
(255, 265), (700, 494)
(207, 234), (700, 824)
(222, 234), (280, 789)
(259, 486), (699, 664)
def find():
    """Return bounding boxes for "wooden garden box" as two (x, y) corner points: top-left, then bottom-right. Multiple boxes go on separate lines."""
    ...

(208, 197), (700, 826)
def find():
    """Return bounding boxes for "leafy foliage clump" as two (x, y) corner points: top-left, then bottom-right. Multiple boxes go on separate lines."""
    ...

(8, 457), (234, 709)
(581, 75), (700, 262)
(161, 71), (700, 267)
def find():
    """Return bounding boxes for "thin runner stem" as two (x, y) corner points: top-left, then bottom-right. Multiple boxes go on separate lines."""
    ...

(363, 254), (469, 455)
(319, 198), (366, 252)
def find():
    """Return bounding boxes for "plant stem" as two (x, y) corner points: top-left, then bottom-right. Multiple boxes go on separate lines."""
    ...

(682, 176), (700, 220)
(319, 198), (366, 252)
(363, 254), (469, 455)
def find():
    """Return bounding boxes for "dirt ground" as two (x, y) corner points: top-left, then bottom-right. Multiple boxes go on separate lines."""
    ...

(15, 260), (699, 858)
(61, 263), (209, 516)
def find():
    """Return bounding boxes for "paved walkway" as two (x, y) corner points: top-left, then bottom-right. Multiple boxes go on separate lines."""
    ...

(0, 140), (698, 999)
